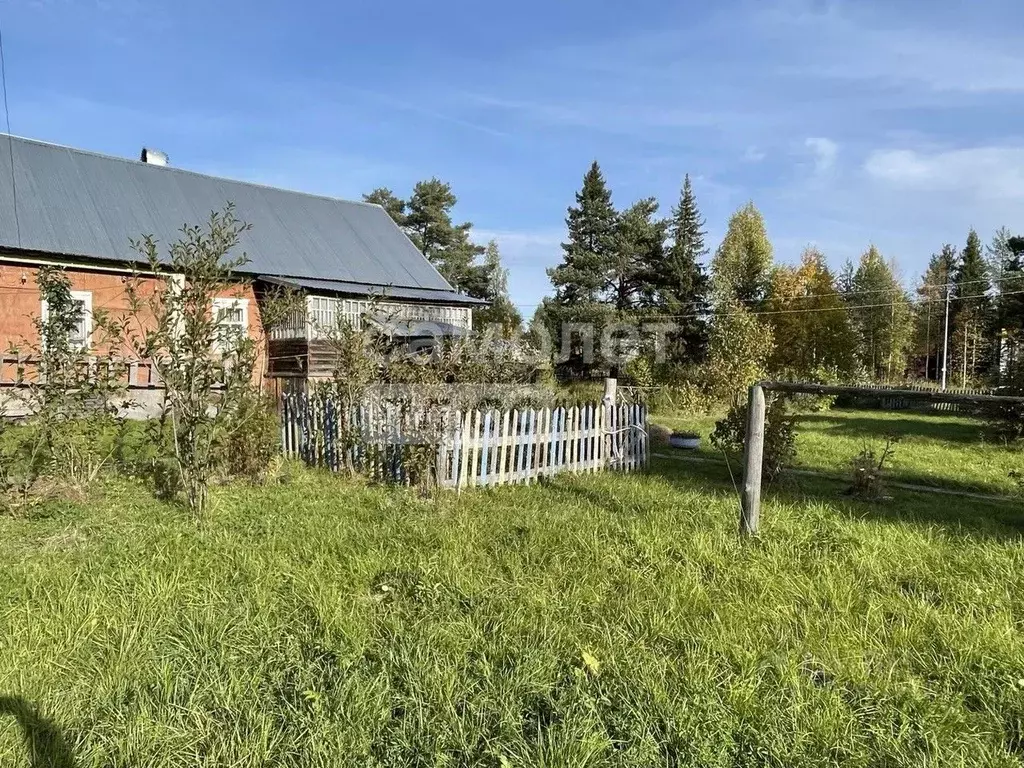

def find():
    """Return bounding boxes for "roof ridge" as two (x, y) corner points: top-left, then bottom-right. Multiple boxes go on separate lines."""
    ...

(0, 132), (387, 211)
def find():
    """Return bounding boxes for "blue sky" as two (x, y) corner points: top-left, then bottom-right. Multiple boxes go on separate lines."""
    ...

(3, 0), (1023, 313)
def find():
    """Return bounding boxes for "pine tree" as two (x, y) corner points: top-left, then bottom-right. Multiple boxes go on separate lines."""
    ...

(404, 179), (488, 297)
(362, 188), (406, 226)
(657, 174), (710, 362)
(548, 162), (617, 306)
(473, 240), (523, 333)
(847, 246), (913, 381)
(711, 202), (773, 309)
(609, 197), (665, 312)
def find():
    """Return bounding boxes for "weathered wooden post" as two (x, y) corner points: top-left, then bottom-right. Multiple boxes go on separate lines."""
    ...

(602, 377), (616, 470)
(740, 384), (766, 536)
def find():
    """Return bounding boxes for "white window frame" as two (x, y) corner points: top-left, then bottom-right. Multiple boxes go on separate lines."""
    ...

(41, 290), (93, 350)
(212, 297), (250, 350)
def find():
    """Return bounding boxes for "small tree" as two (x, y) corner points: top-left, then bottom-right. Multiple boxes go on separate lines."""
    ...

(125, 206), (261, 517)
(701, 301), (774, 403)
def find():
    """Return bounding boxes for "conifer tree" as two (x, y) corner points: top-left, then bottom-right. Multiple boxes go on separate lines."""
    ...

(548, 162), (617, 306)
(657, 174), (710, 362)
(951, 229), (993, 383)
(610, 197), (665, 312)
(403, 179), (488, 297)
(362, 188), (406, 226)
(913, 246), (956, 381)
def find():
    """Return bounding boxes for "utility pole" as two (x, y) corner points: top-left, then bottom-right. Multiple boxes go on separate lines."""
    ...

(941, 284), (951, 390)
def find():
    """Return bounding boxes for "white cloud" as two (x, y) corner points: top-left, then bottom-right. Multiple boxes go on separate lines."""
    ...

(762, 1), (1024, 94)
(805, 137), (838, 173)
(864, 146), (1024, 199)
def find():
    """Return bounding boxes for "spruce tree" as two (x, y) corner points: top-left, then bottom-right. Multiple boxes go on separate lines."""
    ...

(954, 230), (991, 312)
(658, 174), (710, 362)
(548, 162), (617, 306)
(952, 229), (993, 382)
(1004, 236), (1024, 337)
(914, 246), (956, 380)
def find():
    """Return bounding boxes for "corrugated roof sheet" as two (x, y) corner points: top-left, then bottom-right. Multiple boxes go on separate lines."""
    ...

(0, 135), (456, 292)
(258, 275), (488, 306)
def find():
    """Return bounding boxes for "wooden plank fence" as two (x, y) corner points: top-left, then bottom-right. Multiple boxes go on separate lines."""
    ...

(832, 382), (996, 413)
(280, 393), (648, 488)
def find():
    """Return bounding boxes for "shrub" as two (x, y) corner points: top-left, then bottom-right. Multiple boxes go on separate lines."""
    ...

(710, 395), (796, 485)
(847, 435), (901, 500)
(647, 383), (711, 416)
(218, 393), (280, 483)
(622, 355), (653, 388)
(4, 267), (130, 500)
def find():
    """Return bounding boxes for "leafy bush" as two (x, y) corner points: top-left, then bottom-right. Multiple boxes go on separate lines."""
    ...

(2, 267), (131, 503)
(647, 383), (711, 416)
(710, 395), (796, 485)
(218, 393), (280, 483)
(622, 355), (653, 388)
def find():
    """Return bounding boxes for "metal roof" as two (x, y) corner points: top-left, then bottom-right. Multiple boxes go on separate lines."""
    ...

(258, 275), (487, 306)
(0, 135), (456, 293)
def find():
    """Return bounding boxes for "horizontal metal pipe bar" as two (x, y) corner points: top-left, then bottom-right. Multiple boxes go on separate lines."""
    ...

(760, 381), (1024, 405)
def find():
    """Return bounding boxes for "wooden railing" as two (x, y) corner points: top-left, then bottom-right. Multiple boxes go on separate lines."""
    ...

(268, 297), (473, 340)
(0, 355), (163, 388)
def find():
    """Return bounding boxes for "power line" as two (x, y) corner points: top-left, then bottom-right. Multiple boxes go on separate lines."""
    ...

(0, 25), (19, 248)
(511, 272), (1024, 310)
(517, 288), (1024, 321)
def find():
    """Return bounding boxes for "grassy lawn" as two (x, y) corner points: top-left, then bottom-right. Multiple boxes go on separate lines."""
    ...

(654, 407), (1023, 497)
(2, 453), (1024, 766)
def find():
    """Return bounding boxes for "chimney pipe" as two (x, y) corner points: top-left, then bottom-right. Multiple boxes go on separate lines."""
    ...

(140, 147), (169, 166)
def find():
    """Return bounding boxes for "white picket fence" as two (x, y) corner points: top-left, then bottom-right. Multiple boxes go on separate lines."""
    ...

(280, 394), (648, 489)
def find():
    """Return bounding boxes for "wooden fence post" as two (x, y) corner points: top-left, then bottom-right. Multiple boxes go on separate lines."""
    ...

(740, 384), (766, 536)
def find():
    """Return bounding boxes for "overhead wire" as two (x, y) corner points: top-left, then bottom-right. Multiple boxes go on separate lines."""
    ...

(0, 24), (19, 248)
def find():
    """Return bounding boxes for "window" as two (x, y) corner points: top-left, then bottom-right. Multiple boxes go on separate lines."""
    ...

(40, 290), (92, 349)
(212, 297), (249, 350)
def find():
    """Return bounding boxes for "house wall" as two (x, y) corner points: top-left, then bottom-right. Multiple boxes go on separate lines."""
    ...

(0, 258), (267, 388)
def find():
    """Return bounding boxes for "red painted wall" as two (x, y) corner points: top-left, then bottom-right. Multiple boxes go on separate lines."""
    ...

(0, 259), (268, 384)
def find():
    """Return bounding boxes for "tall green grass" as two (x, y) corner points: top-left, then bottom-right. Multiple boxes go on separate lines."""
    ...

(2, 457), (1023, 766)
(656, 407), (1022, 497)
